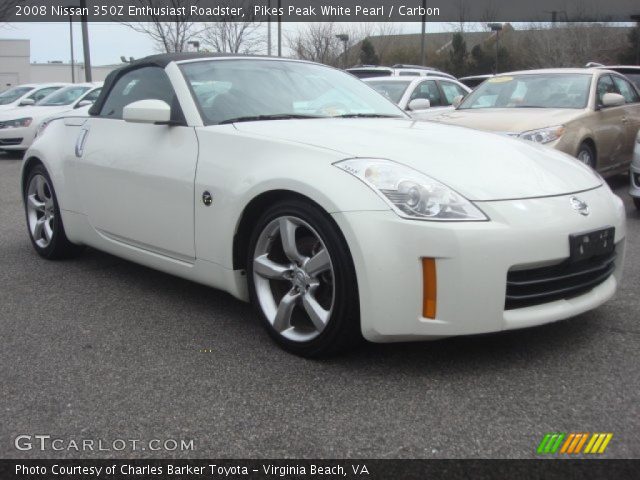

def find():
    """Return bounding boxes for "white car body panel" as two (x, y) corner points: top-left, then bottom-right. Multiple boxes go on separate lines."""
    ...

(232, 118), (601, 201)
(23, 57), (626, 343)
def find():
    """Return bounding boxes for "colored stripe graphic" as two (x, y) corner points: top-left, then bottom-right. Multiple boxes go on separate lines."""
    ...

(539, 433), (613, 455)
(585, 433), (613, 454)
(537, 433), (565, 454)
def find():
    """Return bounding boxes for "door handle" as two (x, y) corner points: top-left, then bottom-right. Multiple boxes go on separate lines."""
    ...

(75, 128), (89, 158)
(621, 116), (628, 124)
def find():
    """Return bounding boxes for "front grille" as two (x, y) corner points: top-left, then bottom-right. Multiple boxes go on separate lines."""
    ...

(505, 249), (616, 310)
(0, 138), (23, 146)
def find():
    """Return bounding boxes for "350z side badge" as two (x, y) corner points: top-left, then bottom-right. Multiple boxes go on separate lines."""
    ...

(202, 191), (213, 206)
(570, 196), (590, 216)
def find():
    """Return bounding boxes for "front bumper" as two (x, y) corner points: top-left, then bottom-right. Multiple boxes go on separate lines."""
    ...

(332, 186), (626, 342)
(0, 125), (34, 150)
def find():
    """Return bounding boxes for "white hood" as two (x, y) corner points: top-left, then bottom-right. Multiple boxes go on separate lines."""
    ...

(232, 118), (601, 201)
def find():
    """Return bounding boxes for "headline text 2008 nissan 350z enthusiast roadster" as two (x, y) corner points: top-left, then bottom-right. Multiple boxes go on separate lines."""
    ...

(22, 54), (627, 357)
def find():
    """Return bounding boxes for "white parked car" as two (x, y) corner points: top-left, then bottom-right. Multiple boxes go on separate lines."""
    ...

(630, 130), (640, 210)
(0, 83), (67, 111)
(0, 83), (102, 152)
(23, 54), (626, 357)
(363, 76), (471, 119)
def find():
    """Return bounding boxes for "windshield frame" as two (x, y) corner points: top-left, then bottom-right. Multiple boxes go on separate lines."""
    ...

(178, 58), (407, 126)
(458, 72), (593, 110)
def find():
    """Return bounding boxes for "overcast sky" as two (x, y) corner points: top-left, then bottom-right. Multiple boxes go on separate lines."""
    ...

(2, 21), (437, 65)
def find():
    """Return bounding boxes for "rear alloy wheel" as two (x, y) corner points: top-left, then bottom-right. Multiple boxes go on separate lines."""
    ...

(24, 165), (84, 259)
(577, 142), (596, 169)
(247, 200), (361, 357)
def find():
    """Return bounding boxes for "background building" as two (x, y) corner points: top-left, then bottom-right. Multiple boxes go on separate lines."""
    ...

(0, 39), (120, 91)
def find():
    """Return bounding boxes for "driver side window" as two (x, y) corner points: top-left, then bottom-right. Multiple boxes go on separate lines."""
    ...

(99, 66), (184, 122)
(596, 75), (616, 106)
(410, 80), (443, 107)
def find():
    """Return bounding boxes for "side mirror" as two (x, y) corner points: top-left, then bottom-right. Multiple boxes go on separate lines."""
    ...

(601, 92), (625, 108)
(452, 95), (464, 108)
(19, 98), (35, 106)
(407, 98), (430, 111)
(75, 99), (93, 108)
(123, 99), (171, 124)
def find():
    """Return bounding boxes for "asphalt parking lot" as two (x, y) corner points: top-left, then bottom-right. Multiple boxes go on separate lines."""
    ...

(1, 150), (639, 459)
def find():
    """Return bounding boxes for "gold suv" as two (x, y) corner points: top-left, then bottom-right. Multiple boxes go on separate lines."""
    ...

(430, 68), (640, 175)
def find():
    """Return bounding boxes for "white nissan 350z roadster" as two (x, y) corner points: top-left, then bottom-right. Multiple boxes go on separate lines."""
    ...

(22, 54), (626, 357)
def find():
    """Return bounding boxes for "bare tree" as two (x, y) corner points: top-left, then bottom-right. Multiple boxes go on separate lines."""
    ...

(199, 2), (263, 54)
(287, 22), (342, 65)
(122, 0), (199, 53)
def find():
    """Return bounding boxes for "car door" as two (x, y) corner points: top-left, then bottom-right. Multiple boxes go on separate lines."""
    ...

(611, 74), (640, 163)
(591, 74), (627, 170)
(76, 66), (198, 260)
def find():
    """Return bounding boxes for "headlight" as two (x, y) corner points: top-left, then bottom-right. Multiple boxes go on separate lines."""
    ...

(35, 120), (51, 138)
(2, 117), (32, 128)
(334, 158), (488, 221)
(519, 125), (565, 144)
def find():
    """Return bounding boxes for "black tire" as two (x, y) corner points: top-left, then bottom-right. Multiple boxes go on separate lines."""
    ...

(577, 142), (596, 169)
(23, 164), (84, 259)
(247, 199), (362, 357)
(634, 197), (640, 211)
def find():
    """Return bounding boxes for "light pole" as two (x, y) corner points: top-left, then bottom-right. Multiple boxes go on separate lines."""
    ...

(69, 16), (75, 83)
(79, 0), (92, 82)
(187, 40), (200, 52)
(277, 0), (282, 57)
(420, 0), (427, 65)
(488, 23), (503, 74)
(336, 34), (349, 68)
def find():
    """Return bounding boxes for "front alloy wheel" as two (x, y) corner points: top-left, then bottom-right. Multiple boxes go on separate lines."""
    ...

(253, 216), (334, 342)
(26, 174), (56, 248)
(24, 164), (83, 259)
(247, 200), (360, 357)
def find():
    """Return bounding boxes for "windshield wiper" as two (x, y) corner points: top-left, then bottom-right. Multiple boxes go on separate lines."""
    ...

(333, 113), (402, 118)
(219, 114), (322, 124)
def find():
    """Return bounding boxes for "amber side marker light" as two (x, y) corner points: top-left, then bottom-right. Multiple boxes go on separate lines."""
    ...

(422, 258), (437, 319)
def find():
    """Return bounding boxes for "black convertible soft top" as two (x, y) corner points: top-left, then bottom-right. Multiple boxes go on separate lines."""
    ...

(88, 52), (269, 116)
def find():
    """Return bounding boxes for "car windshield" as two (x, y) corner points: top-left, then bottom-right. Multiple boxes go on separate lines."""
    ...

(459, 73), (592, 109)
(37, 86), (91, 106)
(365, 80), (411, 104)
(0, 86), (33, 105)
(180, 59), (405, 125)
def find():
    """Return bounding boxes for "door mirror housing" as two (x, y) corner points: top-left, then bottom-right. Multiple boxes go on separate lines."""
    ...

(123, 99), (171, 124)
(601, 92), (625, 108)
(407, 98), (430, 111)
(452, 95), (464, 108)
(19, 98), (35, 106)
(75, 99), (93, 109)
